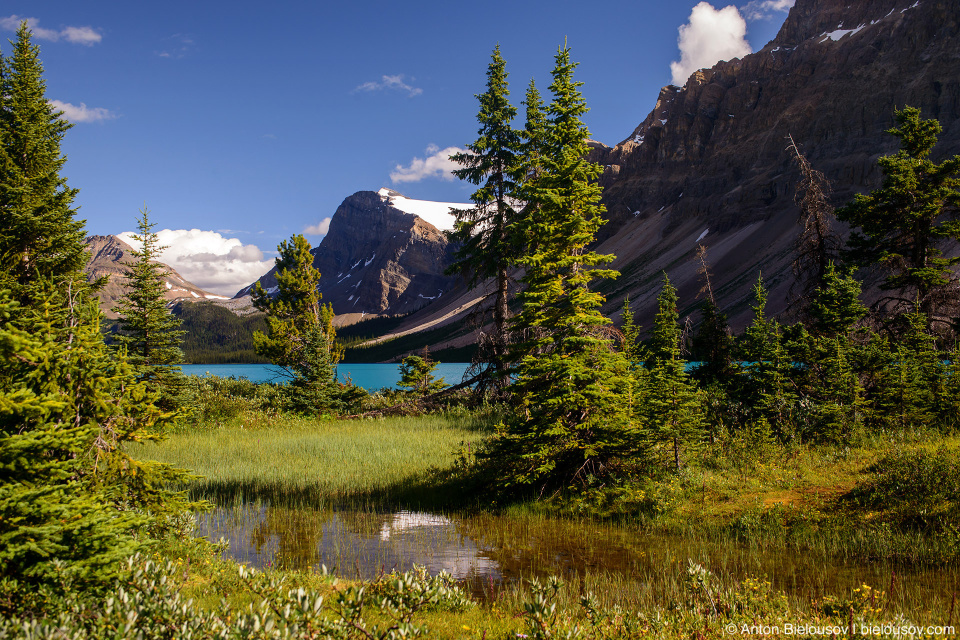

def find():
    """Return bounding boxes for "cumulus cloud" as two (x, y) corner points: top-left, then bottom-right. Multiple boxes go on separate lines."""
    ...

(740, 0), (795, 21)
(390, 144), (465, 183)
(49, 100), (115, 123)
(304, 218), (332, 236)
(670, 3), (752, 86)
(118, 229), (273, 297)
(354, 74), (423, 97)
(0, 16), (102, 45)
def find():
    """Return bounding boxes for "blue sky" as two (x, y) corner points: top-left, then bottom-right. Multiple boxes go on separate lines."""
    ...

(2, 0), (793, 295)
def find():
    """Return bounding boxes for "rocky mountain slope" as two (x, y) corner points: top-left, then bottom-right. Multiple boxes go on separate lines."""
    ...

(379, 0), (960, 351)
(583, 0), (959, 325)
(84, 235), (229, 318)
(238, 189), (466, 321)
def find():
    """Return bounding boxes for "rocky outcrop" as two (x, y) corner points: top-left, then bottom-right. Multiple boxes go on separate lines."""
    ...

(237, 190), (459, 317)
(84, 235), (225, 318)
(580, 0), (960, 327)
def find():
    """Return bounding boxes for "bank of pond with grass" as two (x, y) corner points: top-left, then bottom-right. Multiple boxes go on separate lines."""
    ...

(111, 392), (960, 635)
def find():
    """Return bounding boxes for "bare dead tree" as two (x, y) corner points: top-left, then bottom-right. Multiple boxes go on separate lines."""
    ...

(786, 134), (841, 314)
(695, 244), (716, 304)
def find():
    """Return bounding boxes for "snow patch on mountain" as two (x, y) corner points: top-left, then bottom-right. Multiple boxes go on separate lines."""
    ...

(377, 188), (469, 231)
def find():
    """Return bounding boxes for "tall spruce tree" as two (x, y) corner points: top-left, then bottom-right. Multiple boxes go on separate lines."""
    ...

(253, 234), (345, 414)
(492, 44), (632, 493)
(0, 23), (87, 302)
(643, 275), (703, 471)
(112, 207), (186, 411)
(737, 274), (797, 439)
(0, 26), (191, 604)
(837, 106), (960, 326)
(448, 46), (522, 383)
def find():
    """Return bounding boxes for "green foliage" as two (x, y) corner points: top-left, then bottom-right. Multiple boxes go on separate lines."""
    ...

(853, 447), (960, 531)
(0, 23), (87, 302)
(0, 26), (193, 605)
(736, 275), (797, 439)
(0, 556), (472, 639)
(112, 207), (187, 411)
(618, 297), (646, 368)
(449, 46), (523, 380)
(495, 44), (635, 494)
(173, 302), (269, 364)
(253, 235), (352, 415)
(837, 106), (960, 322)
(807, 262), (867, 338)
(0, 287), (191, 598)
(643, 276), (704, 471)
(397, 350), (447, 396)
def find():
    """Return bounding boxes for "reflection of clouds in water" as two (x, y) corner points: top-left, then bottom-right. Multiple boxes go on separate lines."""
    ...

(197, 506), (499, 580)
(379, 511), (453, 539)
(378, 511), (499, 579)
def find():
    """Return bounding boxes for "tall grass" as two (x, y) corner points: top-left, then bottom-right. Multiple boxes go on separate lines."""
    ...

(129, 413), (491, 507)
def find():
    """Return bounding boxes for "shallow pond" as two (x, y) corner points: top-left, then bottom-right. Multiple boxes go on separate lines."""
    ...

(198, 503), (960, 615)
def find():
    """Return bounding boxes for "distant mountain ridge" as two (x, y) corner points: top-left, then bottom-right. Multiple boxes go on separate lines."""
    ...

(229, 0), (960, 357)
(84, 235), (229, 318)
(238, 189), (466, 321)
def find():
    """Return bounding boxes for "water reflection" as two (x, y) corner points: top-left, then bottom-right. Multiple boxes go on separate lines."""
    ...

(199, 503), (959, 612)
(200, 505), (498, 580)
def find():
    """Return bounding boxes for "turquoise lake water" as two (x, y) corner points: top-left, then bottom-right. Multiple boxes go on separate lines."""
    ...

(180, 362), (472, 391)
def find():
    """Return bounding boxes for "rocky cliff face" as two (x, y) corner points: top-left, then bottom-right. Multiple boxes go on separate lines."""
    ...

(84, 235), (226, 318)
(582, 0), (960, 327)
(594, 0), (959, 236)
(237, 190), (459, 318)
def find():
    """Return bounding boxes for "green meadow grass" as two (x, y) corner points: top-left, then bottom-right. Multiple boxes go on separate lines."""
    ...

(130, 412), (491, 505)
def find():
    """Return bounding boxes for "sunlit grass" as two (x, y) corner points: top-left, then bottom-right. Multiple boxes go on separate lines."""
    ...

(129, 413), (490, 504)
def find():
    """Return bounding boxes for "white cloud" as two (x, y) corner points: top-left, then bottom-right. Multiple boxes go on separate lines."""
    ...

(670, 3), (752, 86)
(49, 100), (115, 123)
(740, 0), (795, 21)
(0, 16), (101, 45)
(157, 33), (194, 59)
(304, 217), (332, 236)
(354, 74), (423, 97)
(118, 229), (272, 297)
(390, 144), (465, 183)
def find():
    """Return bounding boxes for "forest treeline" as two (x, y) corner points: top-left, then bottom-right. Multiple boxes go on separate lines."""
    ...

(2, 16), (960, 632)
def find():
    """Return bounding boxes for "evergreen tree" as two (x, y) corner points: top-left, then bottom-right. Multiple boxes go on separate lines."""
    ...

(837, 106), (960, 325)
(0, 24), (87, 302)
(0, 25), (191, 605)
(493, 44), (633, 493)
(397, 348), (447, 396)
(619, 297), (646, 368)
(253, 234), (345, 414)
(799, 262), (868, 441)
(448, 46), (522, 383)
(873, 308), (942, 431)
(737, 274), (797, 438)
(643, 276), (703, 471)
(112, 207), (186, 411)
(0, 287), (190, 599)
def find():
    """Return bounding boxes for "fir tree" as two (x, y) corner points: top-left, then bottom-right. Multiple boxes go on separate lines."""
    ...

(0, 24), (87, 302)
(448, 46), (522, 383)
(253, 234), (345, 414)
(619, 297), (646, 368)
(737, 274), (797, 438)
(397, 348), (447, 396)
(493, 44), (633, 493)
(837, 106), (960, 326)
(0, 286), (190, 599)
(112, 207), (186, 411)
(643, 276), (703, 471)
